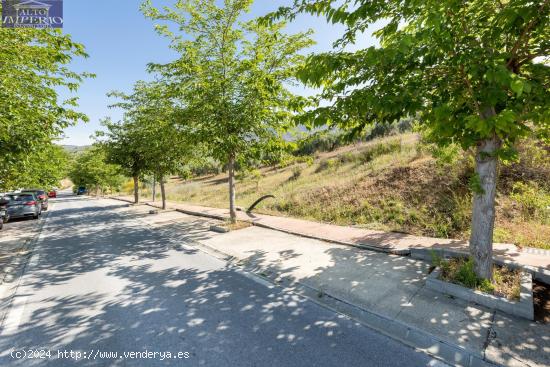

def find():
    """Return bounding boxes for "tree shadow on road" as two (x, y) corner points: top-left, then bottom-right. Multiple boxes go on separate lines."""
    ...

(0, 198), (436, 367)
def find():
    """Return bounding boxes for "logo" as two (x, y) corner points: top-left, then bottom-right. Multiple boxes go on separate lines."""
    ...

(2, 0), (63, 28)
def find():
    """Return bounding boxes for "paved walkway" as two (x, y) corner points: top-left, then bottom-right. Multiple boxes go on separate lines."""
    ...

(112, 196), (549, 279)
(122, 202), (549, 367)
(0, 214), (43, 285)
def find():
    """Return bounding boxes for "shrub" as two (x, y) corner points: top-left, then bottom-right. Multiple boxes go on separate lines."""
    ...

(364, 118), (414, 141)
(433, 256), (520, 300)
(510, 181), (550, 223)
(122, 179), (135, 195)
(358, 140), (402, 163)
(315, 158), (340, 173)
(437, 257), (494, 293)
(295, 130), (345, 156)
(430, 143), (462, 167)
(289, 166), (302, 181)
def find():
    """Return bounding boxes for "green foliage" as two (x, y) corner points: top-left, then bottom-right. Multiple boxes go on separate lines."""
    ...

(96, 118), (148, 181)
(289, 166), (302, 181)
(0, 26), (91, 190)
(278, 154), (314, 169)
(142, 0), (314, 163)
(274, 1), (549, 149)
(142, 0), (314, 218)
(358, 140), (402, 164)
(295, 130), (347, 156)
(510, 182), (550, 223)
(434, 256), (521, 299)
(428, 143), (462, 168)
(272, 0), (550, 278)
(69, 146), (124, 193)
(107, 81), (195, 182)
(468, 173), (484, 195)
(2, 144), (71, 190)
(437, 257), (495, 293)
(315, 158), (340, 173)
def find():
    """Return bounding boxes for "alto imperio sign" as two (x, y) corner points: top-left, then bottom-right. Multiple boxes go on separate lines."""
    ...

(2, 0), (63, 28)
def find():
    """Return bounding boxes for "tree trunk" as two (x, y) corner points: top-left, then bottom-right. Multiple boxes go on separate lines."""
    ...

(133, 175), (139, 204)
(95, 186), (100, 197)
(228, 153), (237, 223)
(469, 136), (500, 280)
(152, 174), (156, 202)
(160, 175), (166, 210)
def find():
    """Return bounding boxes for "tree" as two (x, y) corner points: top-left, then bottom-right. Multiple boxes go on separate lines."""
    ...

(1, 144), (70, 190)
(69, 146), (124, 195)
(142, 0), (314, 222)
(109, 81), (195, 210)
(272, 0), (550, 279)
(96, 118), (149, 204)
(0, 25), (91, 190)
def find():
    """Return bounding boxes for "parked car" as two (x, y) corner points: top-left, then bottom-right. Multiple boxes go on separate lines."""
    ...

(48, 190), (57, 198)
(77, 186), (87, 195)
(0, 197), (8, 230)
(4, 193), (41, 221)
(23, 189), (48, 210)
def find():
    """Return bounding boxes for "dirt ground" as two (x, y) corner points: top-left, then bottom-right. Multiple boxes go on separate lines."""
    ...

(533, 280), (550, 323)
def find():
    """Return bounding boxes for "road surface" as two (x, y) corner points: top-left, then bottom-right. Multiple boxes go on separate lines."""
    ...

(0, 193), (444, 366)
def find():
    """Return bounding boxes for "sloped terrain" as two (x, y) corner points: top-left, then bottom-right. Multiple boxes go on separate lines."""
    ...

(140, 134), (550, 249)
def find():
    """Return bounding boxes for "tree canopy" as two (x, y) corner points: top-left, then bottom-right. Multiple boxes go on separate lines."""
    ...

(69, 146), (124, 194)
(142, 0), (314, 220)
(0, 26), (91, 190)
(270, 0), (550, 279)
(108, 80), (196, 209)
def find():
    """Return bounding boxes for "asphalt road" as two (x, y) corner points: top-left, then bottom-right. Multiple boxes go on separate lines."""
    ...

(0, 193), (445, 366)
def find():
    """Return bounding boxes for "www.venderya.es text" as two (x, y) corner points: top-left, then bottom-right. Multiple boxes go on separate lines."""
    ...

(10, 349), (191, 361)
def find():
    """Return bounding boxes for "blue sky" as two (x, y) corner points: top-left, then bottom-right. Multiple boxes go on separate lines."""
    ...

(60, 0), (379, 146)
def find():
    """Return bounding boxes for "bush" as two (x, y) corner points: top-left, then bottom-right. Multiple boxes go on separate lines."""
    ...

(295, 130), (345, 156)
(510, 181), (550, 223)
(315, 158), (340, 173)
(359, 140), (402, 163)
(289, 166), (302, 181)
(433, 256), (494, 293)
(122, 179), (135, 195)
(364, 118), (414, 141)
(432, 256), (521, 300)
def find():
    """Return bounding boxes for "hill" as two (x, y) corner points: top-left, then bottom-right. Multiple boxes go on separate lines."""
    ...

(61, 145), (90, 154)
(136, 133), (550, 250)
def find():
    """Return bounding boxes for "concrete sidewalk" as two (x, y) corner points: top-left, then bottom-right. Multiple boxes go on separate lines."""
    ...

(112, 196), (549, 282)
(0, 216), (43, 284)
(120, 201), (549, 367)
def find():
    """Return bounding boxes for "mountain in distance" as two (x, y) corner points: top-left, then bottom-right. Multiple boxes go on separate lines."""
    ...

(61, 145), (90, 154)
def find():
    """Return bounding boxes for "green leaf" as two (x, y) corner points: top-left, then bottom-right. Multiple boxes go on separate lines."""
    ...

(510, 79), (524, 97)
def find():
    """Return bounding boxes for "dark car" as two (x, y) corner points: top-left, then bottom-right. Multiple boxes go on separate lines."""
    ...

(77, 187), (87, 195)
(23, 189), (48, 210)
(4, 193), (41, 221)
(0, 197), (8, 230)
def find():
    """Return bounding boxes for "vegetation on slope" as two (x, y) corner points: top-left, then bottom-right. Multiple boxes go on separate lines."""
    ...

(132, 133), (549, 250)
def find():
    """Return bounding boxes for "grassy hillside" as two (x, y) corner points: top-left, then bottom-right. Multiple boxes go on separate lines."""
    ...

(137, 133), (550, 250)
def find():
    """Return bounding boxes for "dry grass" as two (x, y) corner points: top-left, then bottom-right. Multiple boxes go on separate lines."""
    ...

(437, 257), (521, 301)
(225, 220), (252, 231)
(138, 133), (550, 249)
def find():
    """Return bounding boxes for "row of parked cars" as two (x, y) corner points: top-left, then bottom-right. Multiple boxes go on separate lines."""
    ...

(0, 189), (56, 230)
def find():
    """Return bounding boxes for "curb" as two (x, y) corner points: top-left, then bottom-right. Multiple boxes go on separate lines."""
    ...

(194, 243), (498, 367)
(124, 200), (497, 367)
(109, 196), (549, 285)
(108, 197), (410, 256)
(0, 206), (53, 331)
(411, 248), (550, 285)
(426, 268), (534, 320)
